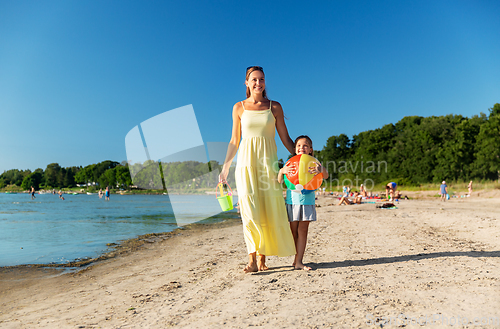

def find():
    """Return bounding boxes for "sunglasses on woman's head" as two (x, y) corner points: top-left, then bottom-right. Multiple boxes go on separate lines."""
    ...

(246, 66), (263, 72)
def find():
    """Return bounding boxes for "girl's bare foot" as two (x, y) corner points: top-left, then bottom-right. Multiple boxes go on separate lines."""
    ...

(294, 262), (312, 271)
(257, 254), (269, 271)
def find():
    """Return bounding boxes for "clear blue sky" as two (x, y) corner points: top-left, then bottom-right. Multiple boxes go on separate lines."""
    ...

(1, 0), (499, 173)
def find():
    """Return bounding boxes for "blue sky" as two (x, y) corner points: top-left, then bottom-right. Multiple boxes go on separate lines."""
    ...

(1, 0), (499, 174)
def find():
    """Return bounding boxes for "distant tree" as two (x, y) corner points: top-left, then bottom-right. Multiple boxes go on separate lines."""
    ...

(93, 160), (119, 183)
(432, 115), (468, 182)
(350, 123), (396, 182)
(99, 167), (117, 188)
(320, 134), (352, 178)
(115, 165), (132, 188)
(21, 171), (43, 190)
(63, 167), (78, 188)
(473, 113), (500, 180)
(33, 168), (45, 188)
(317, 106), (499, 186)
(74, 164), (96, 188)
(20, 176), (32, 191)
(74, 166), (86, 185)
(45, 163), (62, 188)
(489, 103), (500, 117)
(0, 169), (30, 186)
(132, 160), (164, 189)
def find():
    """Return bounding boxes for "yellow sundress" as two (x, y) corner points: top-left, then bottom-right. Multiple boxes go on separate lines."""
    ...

(235, 101), (296, 257)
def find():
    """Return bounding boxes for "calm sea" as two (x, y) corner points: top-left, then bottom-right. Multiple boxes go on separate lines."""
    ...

(0, 193), (238, 267)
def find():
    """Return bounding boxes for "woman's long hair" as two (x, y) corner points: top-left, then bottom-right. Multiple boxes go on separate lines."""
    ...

(245, 66), (268, 99)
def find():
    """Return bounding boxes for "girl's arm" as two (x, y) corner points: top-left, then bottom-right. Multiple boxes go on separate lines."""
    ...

(219, 103), (242, 183)
(272, 101), (295, 155)
(277, 163), (293, 184)
(309, 161), (329, 180)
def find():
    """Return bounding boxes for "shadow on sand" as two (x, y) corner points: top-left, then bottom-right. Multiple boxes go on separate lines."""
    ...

(244, 251), (499, 275)
(311, 250), (500, 269)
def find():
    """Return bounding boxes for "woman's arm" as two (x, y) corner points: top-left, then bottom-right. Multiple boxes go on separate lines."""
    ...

(320, 163), (329, 180)
(272, 101), (295, 155)
(219, 103), (243, 183)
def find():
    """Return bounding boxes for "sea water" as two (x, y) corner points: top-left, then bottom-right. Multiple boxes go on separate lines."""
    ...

(0, 193), (238, 267)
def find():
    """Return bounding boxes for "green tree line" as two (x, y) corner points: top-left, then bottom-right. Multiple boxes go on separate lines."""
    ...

(315, 103), (500, 187)
(0, 159), (233, 192)
(2, 104), (498, 191)
(129, 160), (235, 191)
(0, 160), (133, 191)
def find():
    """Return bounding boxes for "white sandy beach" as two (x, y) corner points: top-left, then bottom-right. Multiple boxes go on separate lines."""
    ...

(1, 191), (499, 328)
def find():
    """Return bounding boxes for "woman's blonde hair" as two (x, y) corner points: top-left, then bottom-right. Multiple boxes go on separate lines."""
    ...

(245, 66), (268, 99)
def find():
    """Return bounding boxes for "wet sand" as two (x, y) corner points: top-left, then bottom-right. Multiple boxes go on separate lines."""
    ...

(1, 191), (499, 328)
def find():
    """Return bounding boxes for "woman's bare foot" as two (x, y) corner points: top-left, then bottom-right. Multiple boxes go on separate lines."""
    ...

(257, 255), (269, 271)
(244, 253), (258, 273)
(243, 263), (258, 273)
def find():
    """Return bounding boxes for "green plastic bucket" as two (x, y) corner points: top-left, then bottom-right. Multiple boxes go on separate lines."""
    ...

(216, 183), (234, 211)
(217, 194), (233, 211)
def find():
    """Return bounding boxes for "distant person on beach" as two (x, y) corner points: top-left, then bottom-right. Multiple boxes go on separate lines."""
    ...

(468, 180), (473, 196)
(219, 66), (296, 273)
(99, 188), (103, 199)
(338, 191), (362, 205)
(278, 135), (329, 271)
(440, 181), (448, 201)
(386, 182), (397, 200)
(394, 190), (402, 200)
(31, 186), (36, 200)
(105, 186), (110, 201)
(58, 190), (65, 201)
(360, 184), (367, 197)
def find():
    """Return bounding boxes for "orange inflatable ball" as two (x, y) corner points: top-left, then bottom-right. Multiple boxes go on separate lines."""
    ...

(283, 154), (323, 193)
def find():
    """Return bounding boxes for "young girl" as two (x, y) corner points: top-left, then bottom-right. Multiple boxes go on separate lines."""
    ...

(278, 135), (329, 271)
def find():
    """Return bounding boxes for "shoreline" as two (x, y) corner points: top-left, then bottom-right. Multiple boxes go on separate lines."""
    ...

(3, 186), (497, 196)
(0, 211), (241, 271)
(1, 189), (497, 270)
(1, 189), (497, 269)
(1, 194), (499, 328)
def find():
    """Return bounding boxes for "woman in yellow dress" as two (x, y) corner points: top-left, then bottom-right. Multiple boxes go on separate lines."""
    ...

(219, 66), (296, 273)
